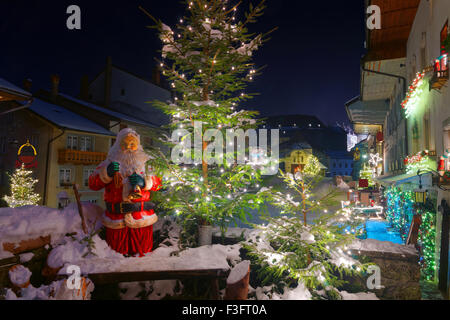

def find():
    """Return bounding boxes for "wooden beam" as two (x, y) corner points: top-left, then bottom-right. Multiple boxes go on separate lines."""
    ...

(72, 269), (230, 286)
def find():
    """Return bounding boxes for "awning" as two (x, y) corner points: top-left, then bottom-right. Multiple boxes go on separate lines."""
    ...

(345, 97), (389, 125)
(377, 172), (433, 188)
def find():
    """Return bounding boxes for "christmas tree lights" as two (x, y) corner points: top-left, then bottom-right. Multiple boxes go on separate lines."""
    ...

(401, 71), (426, 119)
(384, 186), (437, 280)
(416, 203), (437, 281)
(303, 155), (321, 177)
(3, 164), (41, 208)
(404, 151), (433, 175)
(144, 0), (275, 246)
(359, 163), (375, 188)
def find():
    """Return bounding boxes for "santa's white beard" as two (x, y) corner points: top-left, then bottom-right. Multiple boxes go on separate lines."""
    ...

(109, 149), (149, 178)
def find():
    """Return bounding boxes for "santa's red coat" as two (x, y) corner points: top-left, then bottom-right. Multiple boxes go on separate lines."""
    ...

(89, 169), (162, 257)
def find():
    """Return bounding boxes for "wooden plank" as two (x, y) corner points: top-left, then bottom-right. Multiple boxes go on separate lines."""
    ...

(70, 269), (230, 286)
(0, 256), (19, 268)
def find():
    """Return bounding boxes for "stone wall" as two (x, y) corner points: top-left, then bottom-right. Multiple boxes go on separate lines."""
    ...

(350, 239), (421, 300)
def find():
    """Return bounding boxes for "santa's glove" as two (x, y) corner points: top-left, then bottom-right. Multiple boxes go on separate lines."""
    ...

(107, 162), (120, 178)
(129, 173), (145, 189)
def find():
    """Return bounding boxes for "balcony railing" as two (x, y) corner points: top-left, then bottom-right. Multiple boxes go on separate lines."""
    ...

(58, 149), (107, 165)
(430, 54), (449, 90)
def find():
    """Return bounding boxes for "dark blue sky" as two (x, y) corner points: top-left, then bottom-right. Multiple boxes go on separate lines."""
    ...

(0, 0), (366, 126)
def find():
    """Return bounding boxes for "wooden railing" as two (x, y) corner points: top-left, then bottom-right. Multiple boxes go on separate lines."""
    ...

(58, 149), (107, 165)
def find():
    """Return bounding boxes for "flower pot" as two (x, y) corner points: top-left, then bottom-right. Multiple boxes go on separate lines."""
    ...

(198, 225), (213, 246)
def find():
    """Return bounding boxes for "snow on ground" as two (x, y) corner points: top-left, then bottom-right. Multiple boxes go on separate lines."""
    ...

(5, 278), (95, 300)
(0, 247), (14, 260)
(19, 252), (34, 263)
(9, 265), (31, 286)
(250, 282), (312, 300)
(0, 202), (103, 249)
(50, 225), (241, 275)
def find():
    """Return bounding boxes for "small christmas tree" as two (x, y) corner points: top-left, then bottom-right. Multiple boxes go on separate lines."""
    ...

(3, 165), (41, 208)
(359, 163), (375, 187)
(303, 154), (321, 177)
(244, 169), (368, 294)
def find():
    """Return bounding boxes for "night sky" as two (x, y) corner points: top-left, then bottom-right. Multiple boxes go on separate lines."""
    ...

(0, 1), (366, 126)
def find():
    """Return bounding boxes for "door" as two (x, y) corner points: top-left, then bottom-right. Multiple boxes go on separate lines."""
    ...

(439, 200), (450, 297)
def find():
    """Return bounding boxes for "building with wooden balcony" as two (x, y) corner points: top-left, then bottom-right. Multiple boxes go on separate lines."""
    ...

(0, 79), (116, 209)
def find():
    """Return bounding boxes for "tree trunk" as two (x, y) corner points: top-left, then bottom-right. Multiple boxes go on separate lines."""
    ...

(225, 261), (250, 300)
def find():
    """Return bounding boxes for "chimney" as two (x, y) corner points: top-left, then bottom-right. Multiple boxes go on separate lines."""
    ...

(23, 79), (32, 92)
(50, 74), (60, 101)
(152, 67), (161, 86)
(80, 75), (90, 101)
(104, 56), (112, 108)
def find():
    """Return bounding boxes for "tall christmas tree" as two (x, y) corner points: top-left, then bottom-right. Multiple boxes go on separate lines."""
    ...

(144, 0), (276, 245)
(3, 165), (41, 208)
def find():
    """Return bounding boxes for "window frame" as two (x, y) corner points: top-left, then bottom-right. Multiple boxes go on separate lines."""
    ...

(59, 168), (73, 186)
(83, 168), (95, 187)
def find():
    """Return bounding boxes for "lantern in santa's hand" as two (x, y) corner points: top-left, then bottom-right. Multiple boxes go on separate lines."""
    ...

(15, 140), (38, 169)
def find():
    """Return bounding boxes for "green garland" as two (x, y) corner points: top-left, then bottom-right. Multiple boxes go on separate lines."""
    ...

(384, 187), (414, 241)
(416, 201), (437, 281)
(384, 186), (437, 280)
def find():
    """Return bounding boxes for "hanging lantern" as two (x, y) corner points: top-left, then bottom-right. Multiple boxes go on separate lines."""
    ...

(414, 189), (427, 204)
(15, 140), (38, 169)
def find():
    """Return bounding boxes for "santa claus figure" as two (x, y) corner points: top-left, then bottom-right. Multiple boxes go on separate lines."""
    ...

(89, 128), (162, 257)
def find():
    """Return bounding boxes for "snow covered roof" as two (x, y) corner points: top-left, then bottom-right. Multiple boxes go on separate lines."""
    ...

(28, 99), (115, 136)
(0, 77), (31, 99)
(58, 93), (158, 128)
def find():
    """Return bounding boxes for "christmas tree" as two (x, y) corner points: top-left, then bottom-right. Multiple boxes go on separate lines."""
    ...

(303, 154), (321, 177)
(144, 0), (276, 246)
(3, 165), (41, 208)
(243, 168), (368, 293)
(359, 163), (375, 187)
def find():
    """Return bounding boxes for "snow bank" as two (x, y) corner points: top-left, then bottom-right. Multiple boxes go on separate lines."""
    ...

(280, 282), (312, 300)
(19, 252), (34, 263)
(51, 233), (239, 275)
(251, 282), (312, 301)
(5, 278), (94, 300)
(9, 265), (31, 286)
(0, 247), (14, 260)
(0, 202), (103, 249)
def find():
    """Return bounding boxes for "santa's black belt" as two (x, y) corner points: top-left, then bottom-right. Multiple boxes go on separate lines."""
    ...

(106, 201), (156, 214)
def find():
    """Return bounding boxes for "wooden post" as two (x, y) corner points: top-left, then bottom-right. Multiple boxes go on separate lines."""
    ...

(73, 184), (88, 234)
(224, 261), (250, 300)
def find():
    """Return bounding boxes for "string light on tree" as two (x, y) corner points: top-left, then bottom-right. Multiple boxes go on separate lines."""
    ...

(3, 164), (41, 208)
